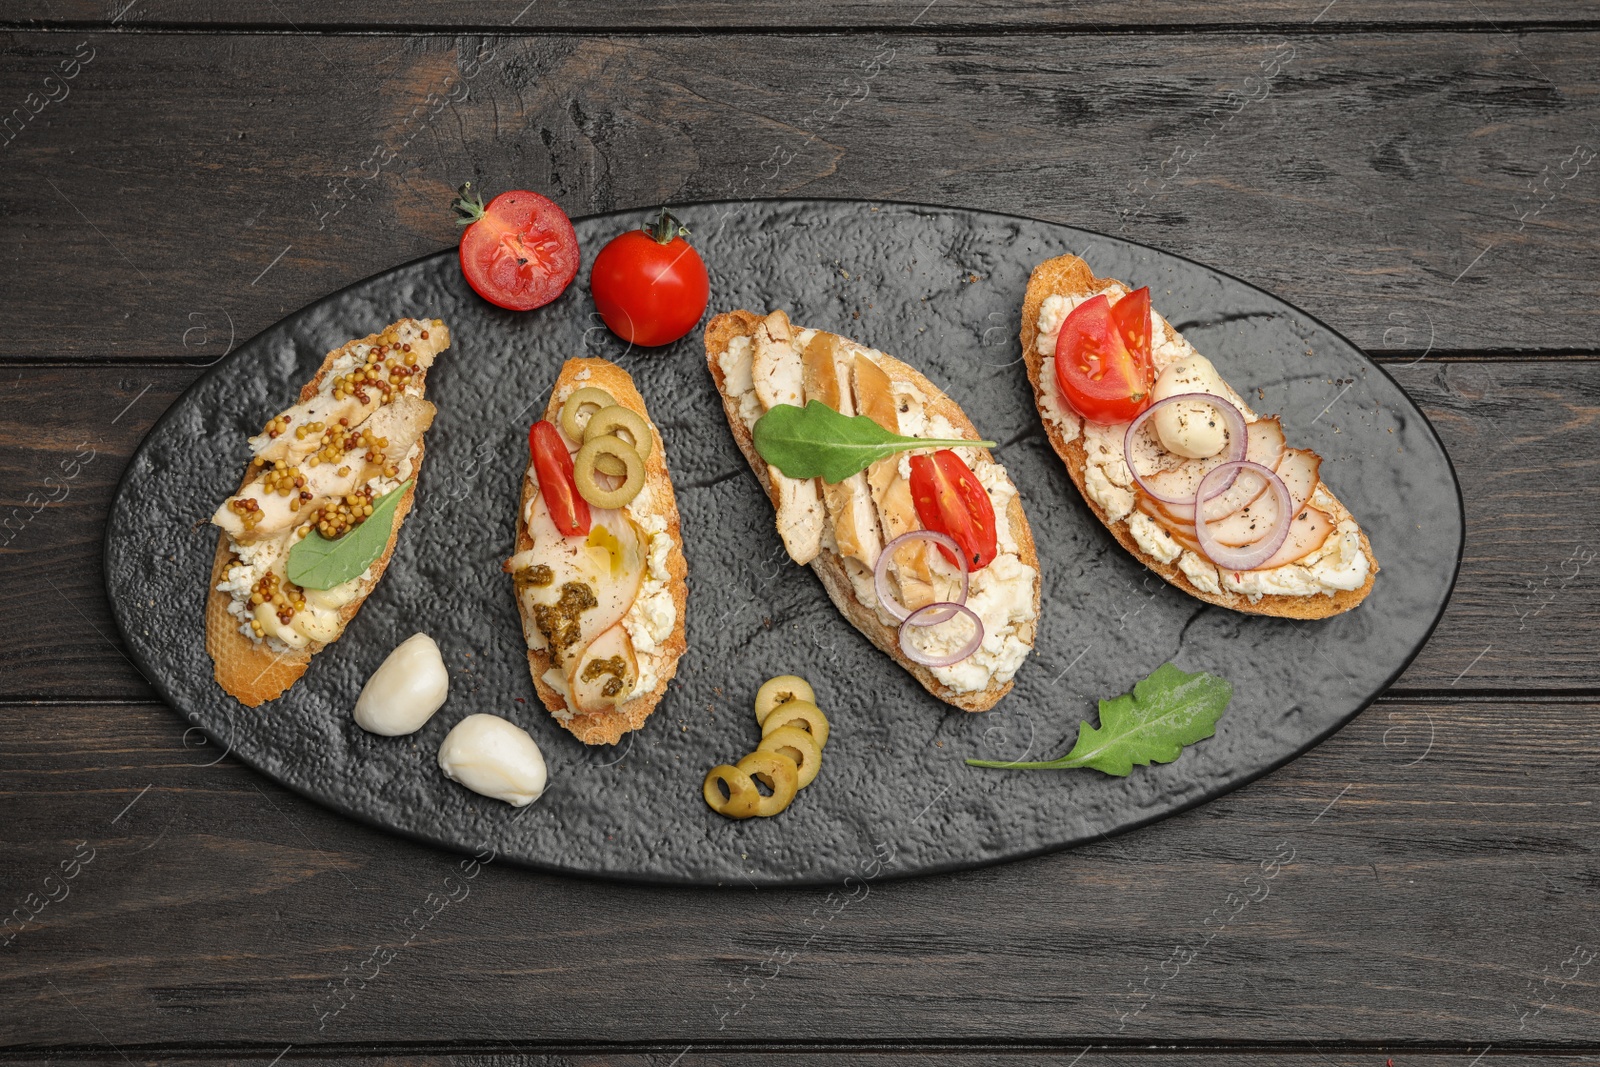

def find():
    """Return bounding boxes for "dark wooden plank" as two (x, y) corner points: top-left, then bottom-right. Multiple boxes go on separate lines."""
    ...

(0, 31), (1596, 359)
(2, 695), (1595, 1047)
(0, 368), (162, 699)
(5, 0), (1595, 29)
(0, 1052), (1588, 1065)
(1, 359), (1594, 701)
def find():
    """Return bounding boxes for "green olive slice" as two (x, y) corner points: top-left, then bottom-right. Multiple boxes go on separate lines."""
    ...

(573, 434), (645, 508)
(559, 387), (617, 444)
(761, 700), (830, 749)
(584, 405), (653, 461)
(703, 764), (761, 819)
(583, 405), (653, 476)
(754, 675), (816, 725)
(756, 726), (822, 790)
(736, 751), (800, 815)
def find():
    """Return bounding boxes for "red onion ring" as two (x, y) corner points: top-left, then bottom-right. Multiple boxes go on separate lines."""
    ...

(1194, 460), (1292, 571)
(874, 530), (967, 622)
(1123, 393), (1248, 504)
(898, 602), (985, 668)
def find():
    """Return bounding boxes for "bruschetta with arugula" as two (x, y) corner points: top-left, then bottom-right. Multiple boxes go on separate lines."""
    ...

(206, 318), (450, 706)
(706, 310), (1040, 711)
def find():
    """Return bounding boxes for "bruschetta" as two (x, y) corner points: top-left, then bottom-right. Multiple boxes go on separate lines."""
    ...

(206, 318), (450, 706)
(1022, 254), (1376, 618)
(502, 358), (689, 746)
(706, 310), (1041, 712)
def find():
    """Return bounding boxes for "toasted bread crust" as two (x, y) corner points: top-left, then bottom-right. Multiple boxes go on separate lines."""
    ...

(705, 311), (1041, 712)
(1021, 254), (1376, 619)
(512, 358), (689, 746)
(204, 320), (445, 707)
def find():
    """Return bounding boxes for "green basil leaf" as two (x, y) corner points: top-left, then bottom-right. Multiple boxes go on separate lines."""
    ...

(752, 401), (996, 484)
(967, 663), (1232, 776)
(286, 478), (413, 590)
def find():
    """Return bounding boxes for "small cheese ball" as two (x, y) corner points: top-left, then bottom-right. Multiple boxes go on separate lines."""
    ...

(438, 714), (548, 807)
(354, 633), (449, 736)
(1151, 355), (1233, 459)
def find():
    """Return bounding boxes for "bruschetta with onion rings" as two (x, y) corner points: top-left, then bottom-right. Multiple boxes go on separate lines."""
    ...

(503, 358), (688, 745)
(706, 310), (1041, 711)
(1022, 254), (1377, 618)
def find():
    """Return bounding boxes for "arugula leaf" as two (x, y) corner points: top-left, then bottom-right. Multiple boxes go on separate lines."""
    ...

(753, 401), (995, 485)
(967, 663), (1232, 776)
(286, 479), (413, 590)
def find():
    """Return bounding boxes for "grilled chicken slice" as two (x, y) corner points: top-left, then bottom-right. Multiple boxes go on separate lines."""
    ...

(751, 310), (825, 564)
(247, 329), (450, 466)
(802, 332), (884, 570)
(852, 352), (937, 611)
(213, 397), (435, 543)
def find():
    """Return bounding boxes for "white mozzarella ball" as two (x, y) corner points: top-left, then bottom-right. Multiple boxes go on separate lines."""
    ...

(353, 633), (449, 736)
(437, 714), (548, 807)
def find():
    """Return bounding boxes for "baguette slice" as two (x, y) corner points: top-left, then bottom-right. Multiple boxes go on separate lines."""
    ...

(508, 358), (689, 746)
(1022, 254), (1377, 619)
(706, 310), (1041, 712)
(206, 318), (449, 706)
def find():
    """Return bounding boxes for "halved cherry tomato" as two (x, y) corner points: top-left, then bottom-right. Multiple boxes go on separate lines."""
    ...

(453, 183), (580, 311)
(908, 450), (998, 571)
(1053, 286), (1154, 424)
(529, 420), (590, 536)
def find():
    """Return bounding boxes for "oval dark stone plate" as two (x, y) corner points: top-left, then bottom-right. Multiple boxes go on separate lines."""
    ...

(105, 200), (1462, 886)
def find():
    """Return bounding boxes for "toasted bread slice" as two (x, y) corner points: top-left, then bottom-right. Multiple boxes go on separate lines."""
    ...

(205, 318), (449, 706)
(706, 310), (1041, 712)
(1022, 254), (1376, 619)
(508, 358), (689, 746)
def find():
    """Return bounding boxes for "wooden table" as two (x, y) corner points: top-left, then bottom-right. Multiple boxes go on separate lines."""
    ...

(4, 3), (1598, 1063)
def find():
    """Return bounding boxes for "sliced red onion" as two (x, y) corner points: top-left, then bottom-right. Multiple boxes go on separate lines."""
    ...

(1194, 460), (1292, 571)
(874, 530), (967, 622)
(1123, 393), (1248, 505)
(899, 602), (985, 668)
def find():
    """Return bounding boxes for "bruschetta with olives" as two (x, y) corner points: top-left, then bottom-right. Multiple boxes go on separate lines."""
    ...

(706, 310), (1041, 712)
(206, 318), (450, 706)
(1022, 254), (1376, 618)
(502, 358), (689, 746)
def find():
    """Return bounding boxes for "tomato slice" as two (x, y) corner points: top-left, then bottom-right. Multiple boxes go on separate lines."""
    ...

(1109, 285), (1151, 359)
(455, 186), (580, 311)
(908, 450), (998, 572)
(1053, 286), (1154, 424)
(528, 420), (590, 537)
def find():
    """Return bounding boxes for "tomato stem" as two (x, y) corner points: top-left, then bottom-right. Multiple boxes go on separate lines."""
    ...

(452, 181), (488, 227)
(644, 206), (689, 244)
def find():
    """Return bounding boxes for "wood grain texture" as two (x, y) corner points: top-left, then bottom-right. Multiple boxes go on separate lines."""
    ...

(2, 360), (1593, 701)
(0, 1053), (1588, 1066)
(1, 696), (1595, 1046)
(6, 0), (1598, 29)
(0, 31), (1596, 359)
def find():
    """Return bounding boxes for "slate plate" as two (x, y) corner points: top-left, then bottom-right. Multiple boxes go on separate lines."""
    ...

(105, 200), (1462, 886)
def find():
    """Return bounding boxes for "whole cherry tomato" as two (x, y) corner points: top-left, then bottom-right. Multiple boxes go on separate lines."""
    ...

(453, 183), (580, 311)
(590, 208), (710, 347)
